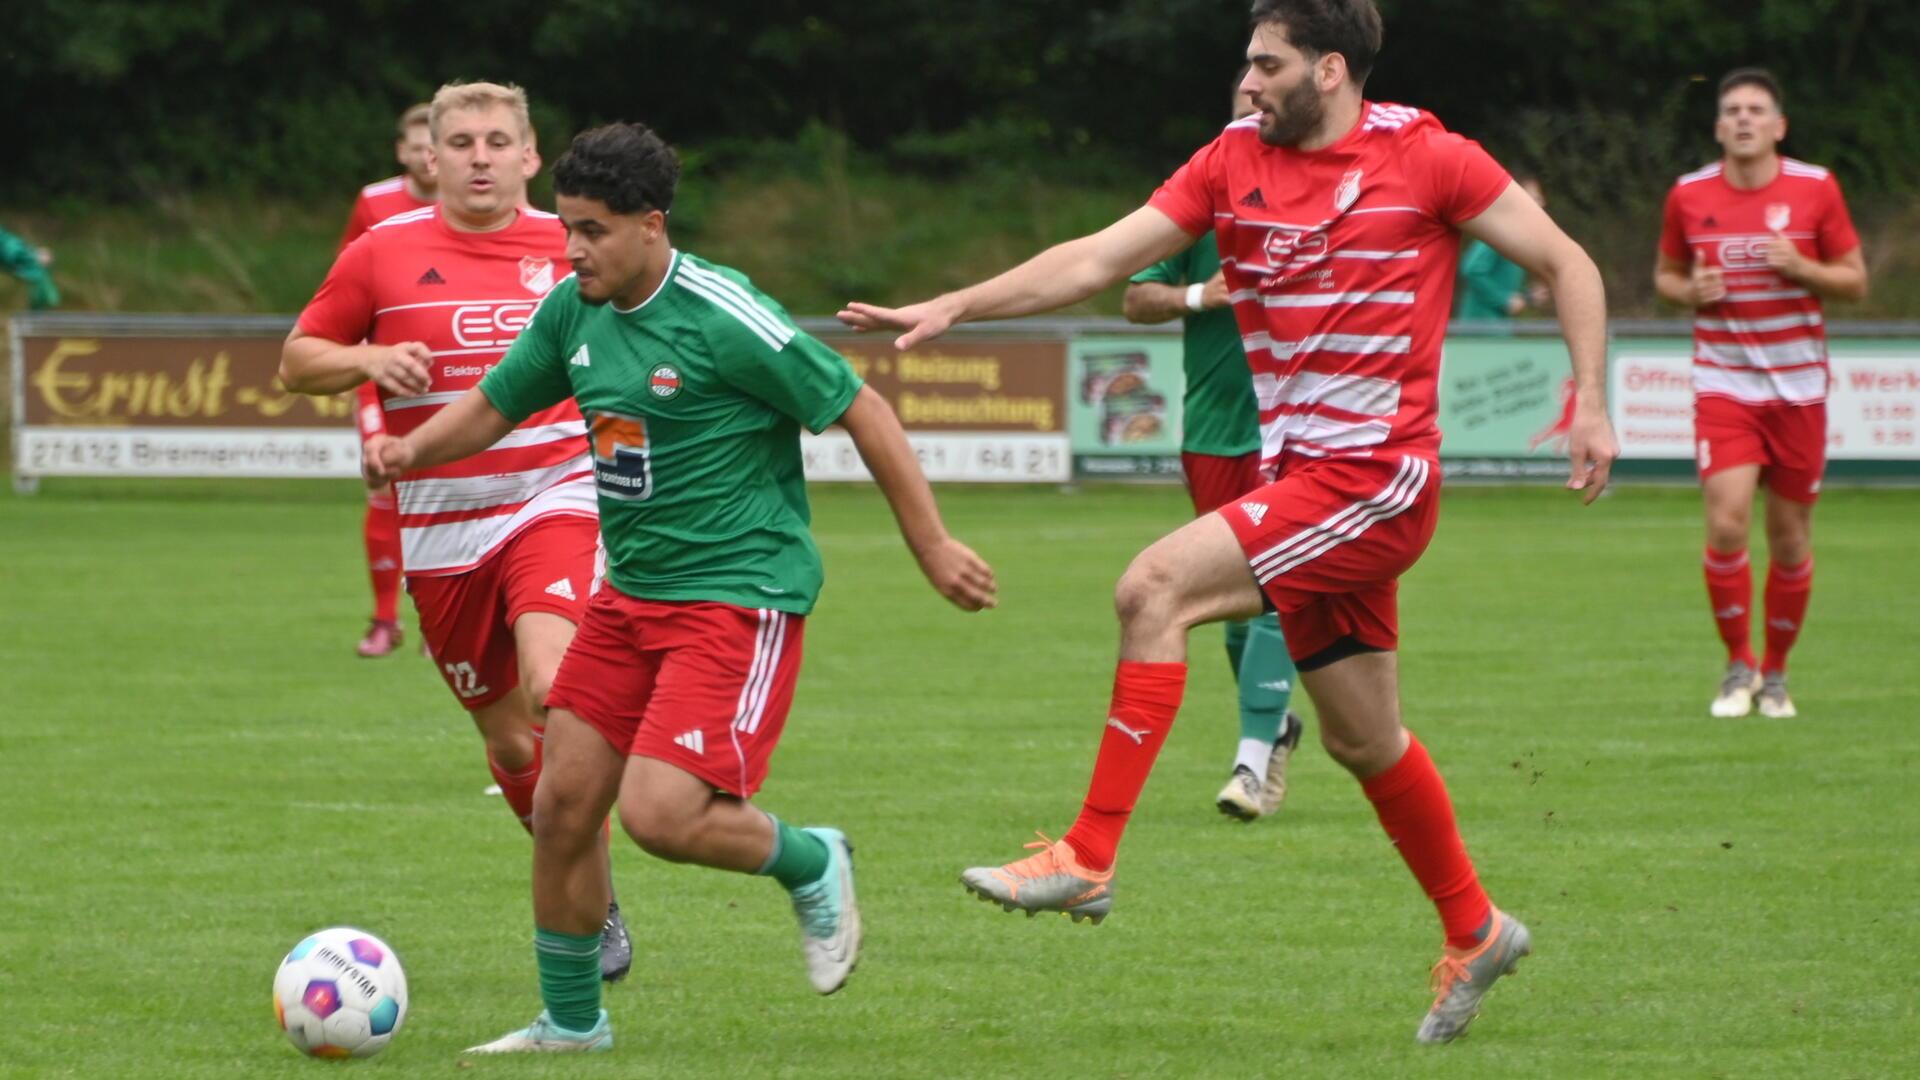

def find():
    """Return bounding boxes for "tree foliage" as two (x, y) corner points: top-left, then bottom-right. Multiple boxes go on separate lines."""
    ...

(3, 0), (1917, 203)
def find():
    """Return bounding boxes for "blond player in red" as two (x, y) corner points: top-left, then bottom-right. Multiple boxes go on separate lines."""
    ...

(1655, 68), (1866, 721)
(281, 80), (631, 981)
(340, 103), (437, 658)
(842, 0), (1618, 1043)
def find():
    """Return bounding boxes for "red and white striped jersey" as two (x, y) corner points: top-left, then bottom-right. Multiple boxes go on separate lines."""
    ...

(1149, 102), (1510, 472)
(298, 205), (593, 576)
(1659, 158), (1860, 406)
(339, 176), (435, 252)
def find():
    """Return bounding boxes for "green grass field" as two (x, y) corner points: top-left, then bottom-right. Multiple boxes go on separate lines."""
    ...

(1, 480), (1915, 1078)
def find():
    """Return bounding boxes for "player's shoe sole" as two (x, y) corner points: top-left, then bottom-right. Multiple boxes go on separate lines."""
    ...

(1260, 711), (1304, 816)
(1416, 910), (1532, 1044)
(464, 1009), (612, 1054)
(960, 835), (1113, 924)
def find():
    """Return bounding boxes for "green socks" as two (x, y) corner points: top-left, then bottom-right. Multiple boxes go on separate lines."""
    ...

(1237, 614), (1295, 746)
(1223, 618), (1251, 676)
(757, 815), (830, 890)
(533, 926), (602, 1033)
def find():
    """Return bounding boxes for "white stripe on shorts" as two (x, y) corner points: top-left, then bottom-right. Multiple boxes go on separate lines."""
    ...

(732, 610), (787, 736)
(1249, 456), (1430, 585)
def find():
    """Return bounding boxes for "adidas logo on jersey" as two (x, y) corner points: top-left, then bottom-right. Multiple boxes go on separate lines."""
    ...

(544, 577), (577, 601)
(417, 267), (446, 285)
(672, 730), (706, 756)
(1702, 215), (1718, 227)
(1238, 187), (1267, 209)
(569, 344), (591, 368)
(1240, 500), (1269, 526)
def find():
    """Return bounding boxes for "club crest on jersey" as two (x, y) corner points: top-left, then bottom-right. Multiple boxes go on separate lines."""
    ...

(1335, 168), (1364, 212)
(648, 363), (683, 399)
(519, 256), (555, 296)
(1765, 203), (1791, 232)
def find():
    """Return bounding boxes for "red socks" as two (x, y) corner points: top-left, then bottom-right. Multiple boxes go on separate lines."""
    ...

(487, 731), (544, 834)
(364, 490), (404, 624)
(1360, 735), (1492, 950)
(1762, 557), (1813, 674)
(1063, 661), (1187, 872)
(1702, 547), (1757, 667)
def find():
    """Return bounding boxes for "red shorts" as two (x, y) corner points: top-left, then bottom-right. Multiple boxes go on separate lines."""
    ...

(1218, 454), (1440, 662)
(1181, 450), (1264, 517)
(1694, 396), (1826, 504)
(546, 591), (805, 798)
(407, 515), (598, 709)
(354, 382), (385, 443)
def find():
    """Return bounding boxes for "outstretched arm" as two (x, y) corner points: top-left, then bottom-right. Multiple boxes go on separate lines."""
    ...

(1461, 181), (1619, 504)
(835, 385), (996, 611)
(363, 387), (515, 484)
(838, 205), (1197, 350)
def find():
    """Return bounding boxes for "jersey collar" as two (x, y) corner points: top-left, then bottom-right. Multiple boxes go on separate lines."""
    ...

(613, 249), (681, 315)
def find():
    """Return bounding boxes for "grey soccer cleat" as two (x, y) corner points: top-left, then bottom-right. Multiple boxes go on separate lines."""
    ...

(1260, 711), (1305, 815)
(1216, 765), (1264, 821)
(1416, 909), (1532, 1044)
(787, 827), (861, 994)
(1709, 660), (1763, 718)
(600, 899), (632, 983)
(960, 834), (1113, 924)
(1756, 671), (1797, 718)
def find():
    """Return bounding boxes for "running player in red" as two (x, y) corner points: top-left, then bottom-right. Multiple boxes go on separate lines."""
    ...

(1654, 68), (1867, 720)
(340, 103), (437, 658)
(360, 121), (995, 1054)
(841, 0), (1618, 1043)
(281, 81), (632, 981)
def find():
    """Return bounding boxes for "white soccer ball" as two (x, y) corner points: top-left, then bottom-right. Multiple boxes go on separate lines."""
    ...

(272, 927), (409, 1058)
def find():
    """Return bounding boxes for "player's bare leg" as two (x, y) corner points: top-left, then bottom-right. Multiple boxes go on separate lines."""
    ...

(1702, 466), (1763, 716)
(510, 610), (631, 982)
(468, 708), (621, 1054)
(1757, 492), (1814, 717)
(962, 513), (1262, 920)
(617, 756), (860, 994)
(1299, 651), (1529, 1043)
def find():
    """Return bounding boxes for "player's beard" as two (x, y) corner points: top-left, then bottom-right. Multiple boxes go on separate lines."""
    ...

(1258, 77), (1325, 148)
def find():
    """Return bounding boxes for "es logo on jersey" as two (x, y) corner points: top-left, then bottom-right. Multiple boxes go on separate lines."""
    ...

(1713, 235), (1786, 271)
(648, 364), (682, 399)
(1263, 225), (1330, 271)
(590, 411), (655, 502)
(451, 302), (537, 348)
(520, 256), (555, 296)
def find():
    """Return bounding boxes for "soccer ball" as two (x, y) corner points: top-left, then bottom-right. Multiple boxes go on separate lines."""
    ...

(272, 927), (409, 1058)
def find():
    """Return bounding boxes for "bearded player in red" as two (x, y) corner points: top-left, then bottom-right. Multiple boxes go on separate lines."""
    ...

(1654, 68), (1867, 721)
(282, 81), (631, 981)
(339, 103), (437, 658)
(841, 0), (1617, 1042)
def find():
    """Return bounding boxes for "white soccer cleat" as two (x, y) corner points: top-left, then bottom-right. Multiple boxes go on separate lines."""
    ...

(787, 827), (861, 994)
(1709, 661), (1762, 718)
(1216, 765), (1265, 821)
(1755, 671), (1797, 718)
(464, 1009), (611, 1054)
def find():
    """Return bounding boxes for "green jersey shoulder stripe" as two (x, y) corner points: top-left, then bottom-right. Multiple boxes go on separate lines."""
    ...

(675, 263), (795, 350)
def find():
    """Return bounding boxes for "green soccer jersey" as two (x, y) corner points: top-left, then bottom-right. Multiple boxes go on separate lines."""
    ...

(1130, 234), (1260, 457)
(480, 250), (863, 615)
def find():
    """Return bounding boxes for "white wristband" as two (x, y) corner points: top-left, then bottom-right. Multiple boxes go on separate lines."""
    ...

(1185, 282), (1206, 311)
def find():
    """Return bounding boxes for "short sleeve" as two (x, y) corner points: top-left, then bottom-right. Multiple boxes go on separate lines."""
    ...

(1146, 136), (1223, 237)
(1129, 248), (1188, 286)
(1817, 175), (1861, 260)
(1659, 185), (1695, 262)
(725, 327), (864, 434)
(1408, 128), (1511, 226)
(296, 236), (378, 345)
(478, 284), (575, 423)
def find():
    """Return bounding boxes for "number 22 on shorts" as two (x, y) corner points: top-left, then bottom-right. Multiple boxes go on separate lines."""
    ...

(591, 411), (654, 502)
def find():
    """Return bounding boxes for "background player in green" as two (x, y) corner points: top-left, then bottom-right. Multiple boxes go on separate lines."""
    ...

(364, 121), (998, 1055)
(1454, 175), (1551, 322)
(1122, 76), (1302, 821)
